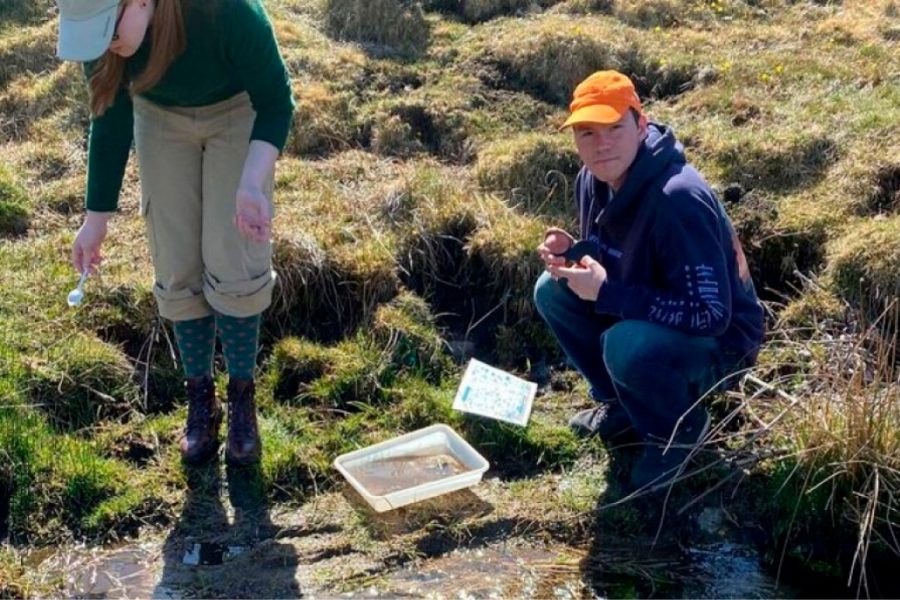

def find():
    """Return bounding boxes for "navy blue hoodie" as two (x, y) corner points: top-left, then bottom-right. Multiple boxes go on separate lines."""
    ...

(578, 123), (764, 363)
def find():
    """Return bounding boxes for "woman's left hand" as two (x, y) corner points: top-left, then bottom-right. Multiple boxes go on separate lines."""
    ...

(235, 185), (272, 243)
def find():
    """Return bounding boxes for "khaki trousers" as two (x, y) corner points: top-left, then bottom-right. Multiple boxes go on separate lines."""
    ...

(133, 92), (275, 321)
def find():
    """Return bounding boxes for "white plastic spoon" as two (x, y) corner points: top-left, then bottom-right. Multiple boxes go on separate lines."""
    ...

(67, 270), (89, 307)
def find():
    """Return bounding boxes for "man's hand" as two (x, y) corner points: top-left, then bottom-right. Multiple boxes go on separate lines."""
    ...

(537, 229), (574, 268)
(235, 185), (272, 243)
(548, 255), (607, 301)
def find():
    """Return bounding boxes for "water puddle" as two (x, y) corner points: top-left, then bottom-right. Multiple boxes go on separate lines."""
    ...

(368, 540), (802, 599)
(363, 545), (582, 599)
(682, 542), (791, 598)
(17, 507), (836, 599)
(347, 452), (468, 496)
(21, 535), (821, 599)
(28, 541), (178, 599)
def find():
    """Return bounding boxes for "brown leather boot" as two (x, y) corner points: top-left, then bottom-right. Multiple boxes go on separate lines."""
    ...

(226, 378), (261, 466)
(179, 375), (222, 465)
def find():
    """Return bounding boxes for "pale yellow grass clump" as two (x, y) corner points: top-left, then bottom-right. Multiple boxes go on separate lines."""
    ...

(755, 308), (900, 593)
(323, 0), (429, 54)
(826, 216), (900, 317)
(456, 0), (563, 22)
(474, 131), (580, 216)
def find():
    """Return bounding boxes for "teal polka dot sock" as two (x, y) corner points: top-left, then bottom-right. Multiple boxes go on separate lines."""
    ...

(215, 312), (261, 381)
(172, 316), (216, 379)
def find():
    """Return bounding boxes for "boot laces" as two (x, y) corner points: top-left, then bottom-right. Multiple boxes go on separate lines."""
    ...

(186, 380), (213, 434)
(229, 384), (255, 437)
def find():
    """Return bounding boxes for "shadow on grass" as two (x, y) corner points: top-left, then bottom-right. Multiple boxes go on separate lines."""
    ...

(154, 461), (302, 598)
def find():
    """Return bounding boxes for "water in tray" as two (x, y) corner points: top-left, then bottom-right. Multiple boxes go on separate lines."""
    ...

(348, 450), (468, 496)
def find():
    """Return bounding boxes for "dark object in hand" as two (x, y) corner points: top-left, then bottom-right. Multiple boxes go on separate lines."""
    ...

(555, 239), (600, 264)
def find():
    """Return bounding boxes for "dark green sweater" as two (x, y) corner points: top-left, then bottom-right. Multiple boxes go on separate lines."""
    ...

(86, 0), (295, 212)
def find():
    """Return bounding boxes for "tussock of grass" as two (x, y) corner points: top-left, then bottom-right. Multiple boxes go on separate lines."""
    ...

(287, 81), (358, 157)
(267, 337), (332, 404)
(371, 291), (454, 382)
(466, 205), (546, 317)
(285, 336), (388, 409)
(868, 164), (900, 215)
(0, 21), (57, 88)
(0, 161), (29, 236)
(776, 287), (846, 336)
(714, 134), (839, 193)
(275, 16), (368, 85)
(365, 93), (473, 162)
(466, 15), (699, 106)
(552, 0), (614, 14)
(0, 409), (156, 542)
(474, 132), (580, 216)
(23, 332), (141, 431)
(0, 0), (53, 28)
(0, 61), (87, 142)
(0, 546), (33, 597)
(392, 164), (482, 297)
(431, 0), (563, 23)
(614, 0), (760, 29)
(269, 157), (402, 338)
(728, 192), (829, 298)
(324, 0), (429, 55)
(826, 216), (900, 318)
(748, 309), (900, 591)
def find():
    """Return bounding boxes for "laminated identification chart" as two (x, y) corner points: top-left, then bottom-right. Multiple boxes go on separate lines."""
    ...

(452, 359), (537, 427)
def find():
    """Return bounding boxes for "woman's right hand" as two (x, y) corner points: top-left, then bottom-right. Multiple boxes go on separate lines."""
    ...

(72, 211), (111, 275)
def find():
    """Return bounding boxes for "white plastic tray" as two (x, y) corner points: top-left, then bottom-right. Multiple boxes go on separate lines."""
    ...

(334, 424), (490, 512)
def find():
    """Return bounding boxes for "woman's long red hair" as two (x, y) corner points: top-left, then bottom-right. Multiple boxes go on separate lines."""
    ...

(88, 0), (186, 116)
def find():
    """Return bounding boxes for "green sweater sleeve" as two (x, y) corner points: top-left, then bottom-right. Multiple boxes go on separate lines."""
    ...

(84, 65), (134, 213)
(223, 0), (295, 152)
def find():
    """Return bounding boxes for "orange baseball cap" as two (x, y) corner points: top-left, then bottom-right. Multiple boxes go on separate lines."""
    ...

(562, 70), (643, 128)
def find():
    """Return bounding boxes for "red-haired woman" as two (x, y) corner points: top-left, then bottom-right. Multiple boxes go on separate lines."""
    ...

(55, 0), (295, 466)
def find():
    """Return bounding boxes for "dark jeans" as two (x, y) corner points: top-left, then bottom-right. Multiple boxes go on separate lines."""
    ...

(533, 271), (741, 441)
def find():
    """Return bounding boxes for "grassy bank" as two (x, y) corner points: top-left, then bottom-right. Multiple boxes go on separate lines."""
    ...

(2, 0), (899, 596)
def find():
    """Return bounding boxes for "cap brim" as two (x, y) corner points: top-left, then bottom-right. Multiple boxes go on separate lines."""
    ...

(561, 104), (629, 129)
(57, 5), (119, 62)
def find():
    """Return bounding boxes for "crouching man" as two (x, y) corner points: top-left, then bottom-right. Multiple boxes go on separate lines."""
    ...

(534, 70), (765, 491)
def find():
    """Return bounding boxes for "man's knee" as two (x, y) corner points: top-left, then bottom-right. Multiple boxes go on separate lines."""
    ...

(602, 320), (673, 384)
(533, 270), (558, 317)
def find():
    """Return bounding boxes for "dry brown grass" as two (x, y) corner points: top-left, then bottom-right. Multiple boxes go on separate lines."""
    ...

(474, 131), (580, 217)
(323, 0), (429, 54)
